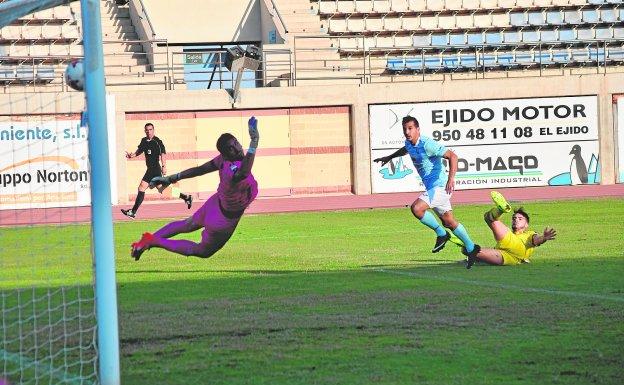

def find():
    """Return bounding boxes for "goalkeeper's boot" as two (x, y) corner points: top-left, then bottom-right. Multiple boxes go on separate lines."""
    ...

(432, 231), (451, 253)
(490, 191), (511, 213)
(462, 244), (481, 269)
(121, 208), (136, 219)
(131, 232), (155, 261)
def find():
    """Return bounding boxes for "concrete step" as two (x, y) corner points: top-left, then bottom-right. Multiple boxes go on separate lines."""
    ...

(282, 13), (321, 23)
(104, 63), (151, 75)
(101, 24), (136, 34)
(274, 0), (314, 13)
(284, 21), (323, 33)
(293, 68), (363, 86)
(104, 73), (170, 91)
(102, 42), (144, 54)
(102, 31), (139, 40)
(104, 55), (148, 66)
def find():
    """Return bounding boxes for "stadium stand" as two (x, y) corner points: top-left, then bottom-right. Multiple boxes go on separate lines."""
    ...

(1, 0), (622, 90)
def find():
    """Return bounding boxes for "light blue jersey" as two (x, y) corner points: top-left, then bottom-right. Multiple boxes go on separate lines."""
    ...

(405, 136), (448, 191)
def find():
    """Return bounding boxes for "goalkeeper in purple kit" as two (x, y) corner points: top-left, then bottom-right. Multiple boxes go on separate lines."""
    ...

(131, 116), (260, 260)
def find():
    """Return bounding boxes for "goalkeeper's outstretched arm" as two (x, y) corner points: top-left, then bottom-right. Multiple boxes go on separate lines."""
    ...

(232, 116), (259, 183)
(150, 160), (219, 188)
(373, 146), (407, 166)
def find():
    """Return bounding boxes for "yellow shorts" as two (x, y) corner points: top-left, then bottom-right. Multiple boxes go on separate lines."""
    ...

(496, 231), (529, 265)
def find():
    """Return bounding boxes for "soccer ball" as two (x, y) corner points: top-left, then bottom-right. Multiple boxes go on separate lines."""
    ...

(65, 59), (84, 91)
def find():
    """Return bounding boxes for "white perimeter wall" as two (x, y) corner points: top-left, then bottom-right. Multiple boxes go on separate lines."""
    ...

(144, 0), (262, 44)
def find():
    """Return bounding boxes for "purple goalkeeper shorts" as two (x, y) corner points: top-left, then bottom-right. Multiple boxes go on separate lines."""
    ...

(191, 193), (242, 245)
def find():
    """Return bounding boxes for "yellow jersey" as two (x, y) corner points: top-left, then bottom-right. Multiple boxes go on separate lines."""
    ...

(496, 230), (537, 265)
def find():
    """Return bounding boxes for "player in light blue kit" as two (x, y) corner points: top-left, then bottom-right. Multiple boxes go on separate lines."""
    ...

(374, 116), (480, 261)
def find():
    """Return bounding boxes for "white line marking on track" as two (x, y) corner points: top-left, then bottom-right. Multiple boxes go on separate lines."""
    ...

(374, 268), (624, 303)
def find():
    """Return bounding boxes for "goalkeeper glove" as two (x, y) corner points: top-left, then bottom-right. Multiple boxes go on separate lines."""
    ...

(149, 173), (180, 189)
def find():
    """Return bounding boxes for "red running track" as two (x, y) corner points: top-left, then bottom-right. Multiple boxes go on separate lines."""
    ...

(1, 184), (623, 226)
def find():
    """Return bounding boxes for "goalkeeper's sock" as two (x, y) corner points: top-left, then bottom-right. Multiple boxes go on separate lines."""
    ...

(132, 191), (145, 213)
(484, 206), (504, 222)
(419, 211), (447, 237)
(452, 223), (475, 253)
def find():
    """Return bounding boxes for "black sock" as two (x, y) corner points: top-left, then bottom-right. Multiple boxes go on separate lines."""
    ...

(132, 191), (145, 212)
(179, 193), (189, 200)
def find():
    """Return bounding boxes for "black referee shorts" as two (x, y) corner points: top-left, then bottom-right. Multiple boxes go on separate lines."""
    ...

(142, 167), (163, 183)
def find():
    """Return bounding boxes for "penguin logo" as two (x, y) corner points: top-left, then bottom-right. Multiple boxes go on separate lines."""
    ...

(548, 144), (600, 186)
(379, 157), (413, 180)
(569, 144), (588, 184)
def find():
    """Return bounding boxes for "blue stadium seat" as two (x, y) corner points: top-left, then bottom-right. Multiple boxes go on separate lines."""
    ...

(536, 51), (555, 66)
(479, 54), (498, 68)
(467, 33), (484, 45)
(564, 10), (582, 25)
(497, 53), (516, 67)
(582, 10), (600, 23)
(442, 55), (460, 70)
(405, 57), (424, 71)
(595, 27), (613, 39)
(600, 9), (618, 22)
(504, 31), (521, 43)
(459, 54), (477, 69)
(546, 11), (564, 25)
(553, 50), (571, 65)
(431, 34), (447, 46)
(510, 12), (528, 27)
(559, 28), (575, 41)
(514, 51), (535, 66)
(387, 57), (405, 72)
(522, 31), (539, 43)
(424, 56), (443, 71)
(607, 47), (624, 62)
(16, 66), (35, 83)
(449, 33), (465, 45)
(589, 50), (606, 62)
(0, 66), (16, 83)
(528, 12), (546, 26)
(413, 35), (431, 47)
(577, 28), (594, 40)
(540, 30), (557, 42)
(571, 49), (591, 64)
(485, 32), (502, 45)
(36, 66), (55, 83)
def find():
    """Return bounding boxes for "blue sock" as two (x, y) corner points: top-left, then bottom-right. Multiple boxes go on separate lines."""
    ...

(419, 211), (447, 237)
(452, 223), (475, 252)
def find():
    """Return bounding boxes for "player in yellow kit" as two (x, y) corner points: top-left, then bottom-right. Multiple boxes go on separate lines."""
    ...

(465, 191), (557, 269)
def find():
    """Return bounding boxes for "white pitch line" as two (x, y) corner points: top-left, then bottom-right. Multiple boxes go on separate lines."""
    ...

(374, 268), (624, 303)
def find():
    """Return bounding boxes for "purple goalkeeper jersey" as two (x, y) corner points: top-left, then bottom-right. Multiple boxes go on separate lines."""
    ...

(212, 155), (258, 212)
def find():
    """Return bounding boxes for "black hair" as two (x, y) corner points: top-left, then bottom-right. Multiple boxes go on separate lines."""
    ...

(402, 115), (419, 127)
(513, 207), (530, 223)
(216, 133), (236, 154)
(144, 122), (154, 129)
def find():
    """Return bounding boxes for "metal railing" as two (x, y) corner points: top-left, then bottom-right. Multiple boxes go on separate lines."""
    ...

(2, 36), (624, 93)
(264, 0), (289, 35)
(131, 0), (156, 38)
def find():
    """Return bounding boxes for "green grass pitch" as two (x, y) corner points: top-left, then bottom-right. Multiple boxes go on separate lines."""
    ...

(2, 198), (624, 384)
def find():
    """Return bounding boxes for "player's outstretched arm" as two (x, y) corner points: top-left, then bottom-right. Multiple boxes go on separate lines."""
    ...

(532, 227), (557, 246)
(373, 147), (407, 166)
(149, 160), (219, 188)
(233, 116), (259, 183)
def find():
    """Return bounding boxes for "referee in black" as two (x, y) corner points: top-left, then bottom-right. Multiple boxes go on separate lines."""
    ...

(121, 122), (192, 218)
